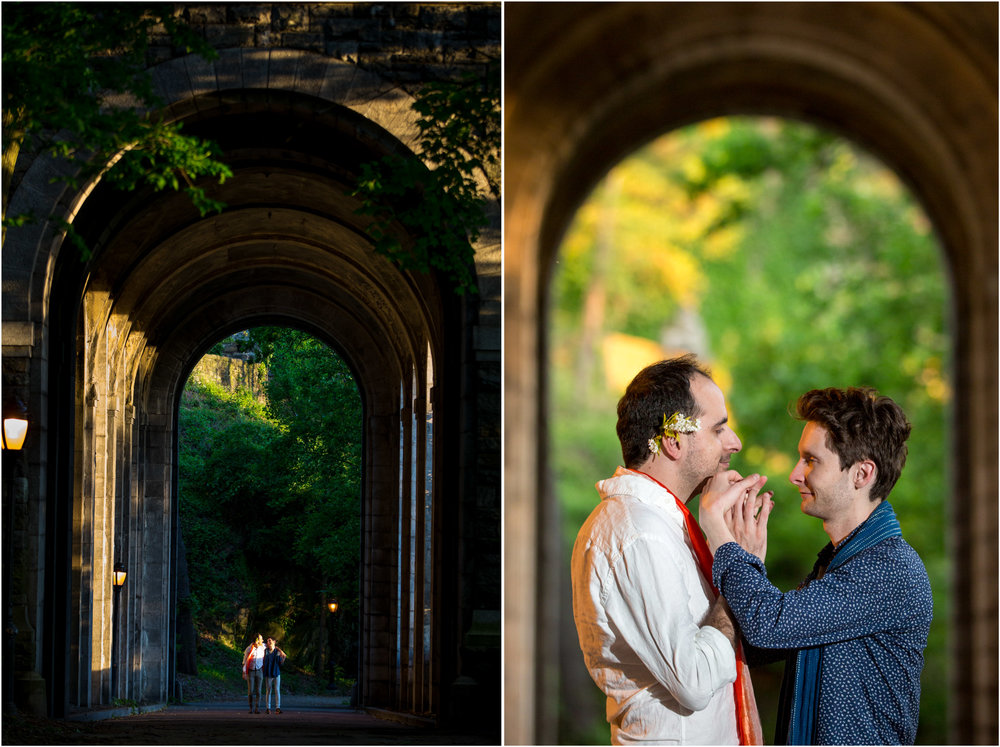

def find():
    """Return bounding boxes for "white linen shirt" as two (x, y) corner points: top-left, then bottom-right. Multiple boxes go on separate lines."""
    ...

(571, 467), (738, 745)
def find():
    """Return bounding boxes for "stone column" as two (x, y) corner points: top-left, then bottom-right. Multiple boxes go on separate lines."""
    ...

(363, 403), (400, 707)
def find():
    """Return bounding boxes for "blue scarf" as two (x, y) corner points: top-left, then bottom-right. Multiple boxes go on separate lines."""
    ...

(786, 500), (902, 745)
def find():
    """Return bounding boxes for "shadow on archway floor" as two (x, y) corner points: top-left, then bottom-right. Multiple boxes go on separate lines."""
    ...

(4, 698), (500, 745)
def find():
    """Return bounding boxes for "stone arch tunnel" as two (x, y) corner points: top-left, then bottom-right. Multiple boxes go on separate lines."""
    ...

(2, 4), (499, 732)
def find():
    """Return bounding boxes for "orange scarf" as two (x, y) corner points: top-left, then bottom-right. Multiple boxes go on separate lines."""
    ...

(636, 470), (763, 745)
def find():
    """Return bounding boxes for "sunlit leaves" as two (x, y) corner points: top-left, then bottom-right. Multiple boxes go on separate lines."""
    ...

(352, 62), (499, 294)
(2, 3), (232, 245)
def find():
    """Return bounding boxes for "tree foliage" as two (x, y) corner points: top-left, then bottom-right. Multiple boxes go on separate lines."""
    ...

(178, 328), (362, 676)
(178, 380), (275, 626)
(552, 117), (949, 744)
(249, 327), (363, 592)
(2, 3), (231, 252)
(353, 61), (500, 294)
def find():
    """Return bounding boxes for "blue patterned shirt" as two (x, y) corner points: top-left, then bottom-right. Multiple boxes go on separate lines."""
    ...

(712, 519), (932, 745)
(262, 648), (284, 678)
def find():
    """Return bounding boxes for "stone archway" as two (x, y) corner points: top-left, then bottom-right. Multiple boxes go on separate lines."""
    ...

(4, 40), (498, 729)
(504, 4), (996, 743)
(57, 68), (456, 717)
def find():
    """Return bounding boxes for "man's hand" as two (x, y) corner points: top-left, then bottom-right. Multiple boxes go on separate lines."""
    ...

(699, 470), (771, 556)
(730, 478), (774, 562)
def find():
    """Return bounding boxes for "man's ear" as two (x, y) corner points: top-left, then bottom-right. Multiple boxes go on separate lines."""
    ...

(661, 433), (683, 459)
(852, 460), (877, 490)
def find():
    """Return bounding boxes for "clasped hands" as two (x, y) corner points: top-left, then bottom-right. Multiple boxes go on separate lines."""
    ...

(700, 470), (774, 562)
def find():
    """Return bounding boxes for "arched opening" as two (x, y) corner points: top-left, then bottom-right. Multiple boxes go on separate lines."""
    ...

(504, 5), (996, 744)
(548, 115), (952, 743)
(38, 73), (472, 723)
(174, 327), (365, 703)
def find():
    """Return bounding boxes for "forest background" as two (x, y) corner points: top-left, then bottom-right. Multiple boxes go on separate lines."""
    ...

(552, 117), (950, 744)
(175, 327), (362, 700)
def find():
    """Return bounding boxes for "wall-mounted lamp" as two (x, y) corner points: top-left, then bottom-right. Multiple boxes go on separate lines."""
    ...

(111, 562), (127, 698)
(1, 398), (28, 451)
(327, 599), (339, 614)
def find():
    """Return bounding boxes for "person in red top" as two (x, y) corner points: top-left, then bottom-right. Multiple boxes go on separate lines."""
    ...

(242, 634), (265, 714)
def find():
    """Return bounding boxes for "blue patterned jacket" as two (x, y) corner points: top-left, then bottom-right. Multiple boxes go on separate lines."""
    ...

(713, 502), (932, 745)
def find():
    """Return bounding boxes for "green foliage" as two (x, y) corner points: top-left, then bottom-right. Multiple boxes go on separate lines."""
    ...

(553, 117), (950, 744)
(111, 697), (140, 714)
(179, 380), (276, 628)
(2, 3), (231, 248)
(353, 62), (500, 294)
(178, 328), (362, 677)
(249, 327), (363, 595)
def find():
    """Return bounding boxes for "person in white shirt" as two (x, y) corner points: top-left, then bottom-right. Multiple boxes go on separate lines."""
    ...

(242, 634), (266, 714)
(571, 355), (767, 745)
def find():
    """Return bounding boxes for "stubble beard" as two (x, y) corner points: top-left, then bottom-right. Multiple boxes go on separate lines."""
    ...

(685, 454), (727, 500)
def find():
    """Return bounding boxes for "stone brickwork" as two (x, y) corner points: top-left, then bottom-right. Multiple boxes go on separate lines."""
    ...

(156, 3), (499, 85)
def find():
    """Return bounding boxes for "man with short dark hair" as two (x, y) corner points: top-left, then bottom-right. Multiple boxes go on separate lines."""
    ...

(571, 355), (765, 744)
(262, 636), (287, 714)
(700, 387), (932, 745)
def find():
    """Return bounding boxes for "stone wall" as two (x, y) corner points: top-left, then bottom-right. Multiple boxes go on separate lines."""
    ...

(156, 3), (500, 84)
(186, 353), (267, 401)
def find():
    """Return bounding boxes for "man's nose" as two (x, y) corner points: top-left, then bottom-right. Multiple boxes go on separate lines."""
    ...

(727, 428), (742, 453)
(789, 461), (804, 485)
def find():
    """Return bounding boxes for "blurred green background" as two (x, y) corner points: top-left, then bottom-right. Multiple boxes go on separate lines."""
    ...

(551, 117), (950, 744)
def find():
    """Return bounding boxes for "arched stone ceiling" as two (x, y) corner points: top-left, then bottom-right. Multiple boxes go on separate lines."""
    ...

(72, 90), (446, 410)
(505, 2), (995, 290)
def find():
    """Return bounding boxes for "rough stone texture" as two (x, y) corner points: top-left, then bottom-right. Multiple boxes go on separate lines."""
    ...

(187, 353), (267, 400)
(504, 4), (996, 744)
(164, 3), (499, 91)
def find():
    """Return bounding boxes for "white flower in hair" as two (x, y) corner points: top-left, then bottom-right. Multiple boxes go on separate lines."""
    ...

(663, 411), (701, 439)
(648, 412), (701, 455)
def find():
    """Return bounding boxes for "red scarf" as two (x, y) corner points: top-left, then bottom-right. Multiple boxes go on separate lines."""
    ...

(243, 643), (262, 673)
(635, 470), (763, 746)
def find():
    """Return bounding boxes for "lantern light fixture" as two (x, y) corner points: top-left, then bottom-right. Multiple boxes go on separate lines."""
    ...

(112, 564), (128, 588)
(1, 397), (28, 451)
(327, 599), (339, 614)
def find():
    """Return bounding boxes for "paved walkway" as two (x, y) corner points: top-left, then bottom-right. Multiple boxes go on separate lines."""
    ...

(28, 697), (500, 745)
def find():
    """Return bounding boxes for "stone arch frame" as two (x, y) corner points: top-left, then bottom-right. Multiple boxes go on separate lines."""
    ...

(504, 4), (996, 744)
(4, 48), (487, 721)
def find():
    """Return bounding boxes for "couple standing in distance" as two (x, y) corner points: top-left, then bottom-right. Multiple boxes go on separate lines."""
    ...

(571, 355), (932, 745)
(242, 634), (287, 715)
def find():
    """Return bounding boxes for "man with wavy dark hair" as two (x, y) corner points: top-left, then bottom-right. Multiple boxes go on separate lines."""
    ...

(700, 387), (932, 745)
(795, 387), (911, 504)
